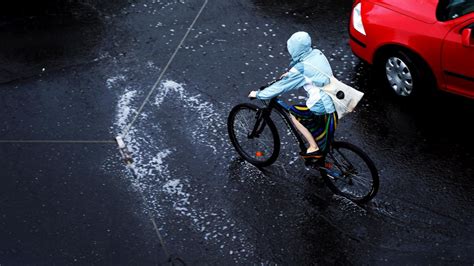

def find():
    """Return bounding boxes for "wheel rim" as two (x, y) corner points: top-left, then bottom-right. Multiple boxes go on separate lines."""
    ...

(385, 56), (413, 96)
(325, 148), (374, 201)
(232, 108), (275, 163)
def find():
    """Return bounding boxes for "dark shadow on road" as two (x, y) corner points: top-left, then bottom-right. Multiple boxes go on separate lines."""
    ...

(226, 157), (368, 263)
(0, 0), (128, 84)
(353, 59), (474, 156)
(251, 0), (352, 18)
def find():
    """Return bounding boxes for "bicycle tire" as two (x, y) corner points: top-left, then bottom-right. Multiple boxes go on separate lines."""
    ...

(320, 141), (379, 204)
(227, 103), (280, 167)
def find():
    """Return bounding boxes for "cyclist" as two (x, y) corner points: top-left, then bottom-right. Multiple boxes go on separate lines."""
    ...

(248, 31), (337, 160)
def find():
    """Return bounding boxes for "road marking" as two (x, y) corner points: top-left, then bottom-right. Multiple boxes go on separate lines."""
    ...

(0, 140), (115, 144)
(1, 0), (209, 145)
(119, 0), (210, 261)
(122, 0), (209, 138)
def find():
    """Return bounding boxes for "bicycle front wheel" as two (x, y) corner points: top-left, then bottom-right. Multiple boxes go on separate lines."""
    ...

(227, 103), (280, 167)
(320, 141), (379, 204)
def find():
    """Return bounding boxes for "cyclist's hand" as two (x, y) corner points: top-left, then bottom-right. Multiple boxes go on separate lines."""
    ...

(248, 91), (257, 99)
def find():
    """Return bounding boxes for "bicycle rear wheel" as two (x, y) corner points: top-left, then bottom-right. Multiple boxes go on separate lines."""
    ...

(320, 141), (379, 204)
(227, 103), (280, 167)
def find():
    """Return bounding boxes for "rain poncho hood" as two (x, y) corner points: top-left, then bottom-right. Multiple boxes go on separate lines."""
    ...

(287, 31), (313, 67)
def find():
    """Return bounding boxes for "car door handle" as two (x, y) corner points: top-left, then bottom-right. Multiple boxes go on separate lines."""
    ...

(462, 28), (473, 47)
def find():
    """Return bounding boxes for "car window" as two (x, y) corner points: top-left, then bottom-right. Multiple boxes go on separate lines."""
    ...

(437, 0), (474, 21)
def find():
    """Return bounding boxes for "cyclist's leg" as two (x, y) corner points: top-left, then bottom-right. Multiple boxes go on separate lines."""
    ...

(288, 105), (321, 154)
(290, 114), (319, 153)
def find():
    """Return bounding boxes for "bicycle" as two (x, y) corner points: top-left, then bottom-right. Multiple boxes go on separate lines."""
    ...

(227, 84), (379, 204)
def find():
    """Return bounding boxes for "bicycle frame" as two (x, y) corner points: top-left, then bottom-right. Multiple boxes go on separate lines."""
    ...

(249, 97), (307, 154)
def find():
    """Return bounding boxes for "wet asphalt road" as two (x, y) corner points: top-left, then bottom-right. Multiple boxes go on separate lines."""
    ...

(1, 0), (473, 264)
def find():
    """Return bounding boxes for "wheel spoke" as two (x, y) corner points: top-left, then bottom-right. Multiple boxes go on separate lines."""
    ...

(229, 104), (279, 165)
(322, 142), (378, 203)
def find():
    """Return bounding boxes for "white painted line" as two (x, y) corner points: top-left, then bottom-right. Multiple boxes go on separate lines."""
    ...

(0, 140), (115, 144)
(122, 0), (209, 137)
(0, 0), (209, 145)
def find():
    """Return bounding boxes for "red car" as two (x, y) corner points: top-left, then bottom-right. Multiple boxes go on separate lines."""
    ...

(349, 0), (474, 99)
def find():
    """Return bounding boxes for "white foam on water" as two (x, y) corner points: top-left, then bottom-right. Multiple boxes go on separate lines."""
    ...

(163, 179), (191, 214)
(110, 76), (254, 260)
(106, 74), (127, 89)
(115, 89), (137, 130)
(153, 80), (231, 154)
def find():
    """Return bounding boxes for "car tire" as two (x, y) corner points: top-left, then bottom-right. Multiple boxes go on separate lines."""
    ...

(377, 50), (432, 99)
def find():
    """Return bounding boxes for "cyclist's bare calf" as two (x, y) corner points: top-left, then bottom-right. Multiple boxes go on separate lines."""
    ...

(290, 114), (319, 154)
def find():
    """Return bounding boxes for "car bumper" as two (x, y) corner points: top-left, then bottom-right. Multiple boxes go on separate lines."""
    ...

(349, 21), (373, 64)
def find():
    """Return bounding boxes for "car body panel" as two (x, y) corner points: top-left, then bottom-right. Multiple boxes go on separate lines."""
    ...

(349, 0), (474, 99)
(441, 19), (474, 97)
(371, 0), (438, 24)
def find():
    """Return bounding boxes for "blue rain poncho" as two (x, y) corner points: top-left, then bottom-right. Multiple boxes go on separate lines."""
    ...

(256, 31), (336, 115)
